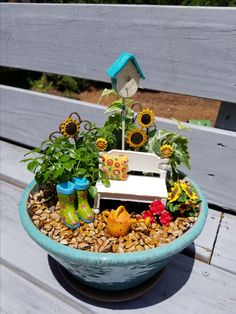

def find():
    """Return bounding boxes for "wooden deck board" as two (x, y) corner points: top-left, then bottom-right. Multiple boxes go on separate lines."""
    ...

(183, 208), (221, 263)
(1, 264), (84, 314)
(1, 180), (236, 313)
(211, 213), (236, 274)
(0, 141), (33, 188)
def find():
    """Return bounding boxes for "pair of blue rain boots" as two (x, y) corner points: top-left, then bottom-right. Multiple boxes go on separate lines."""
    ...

(56, 177), (95, 229)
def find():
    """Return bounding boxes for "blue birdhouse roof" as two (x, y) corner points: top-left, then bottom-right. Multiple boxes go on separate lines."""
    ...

(106, 52), (145, 80)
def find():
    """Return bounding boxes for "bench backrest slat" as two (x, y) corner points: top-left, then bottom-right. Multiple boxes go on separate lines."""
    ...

(1, 84), (236, 211)
(108, 149), (168, 179)
(1, 4), (236, 102)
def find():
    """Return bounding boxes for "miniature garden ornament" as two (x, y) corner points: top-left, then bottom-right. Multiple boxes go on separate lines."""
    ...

(102, 205), (150, 237)
(56, 178), (94, 228)
(73, 177), (95, 223)
(56, 182), (80, 229)
(106, 52), (145, 149)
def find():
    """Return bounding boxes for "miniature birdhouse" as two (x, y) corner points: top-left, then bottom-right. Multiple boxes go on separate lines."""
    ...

(106, 52), (145, 98)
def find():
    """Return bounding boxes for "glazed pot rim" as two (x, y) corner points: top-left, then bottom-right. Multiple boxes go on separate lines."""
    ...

(19, 177), (208, 266)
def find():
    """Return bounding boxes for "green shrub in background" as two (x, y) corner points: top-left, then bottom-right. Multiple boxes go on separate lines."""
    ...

(0, 67), (41, 89)
(17, 0), (235, 5)
(0, 67), (91, 96)
(30, 73), (91, 95)
(181, 0), (235, 5)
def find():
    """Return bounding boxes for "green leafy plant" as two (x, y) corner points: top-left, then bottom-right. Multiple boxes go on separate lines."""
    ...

(148, 129), (190, 179)
(30, 73), (91, 96)
(21, 136), (108, 198)
(98, 88), (191, 177)
(21, 88), (193, 202)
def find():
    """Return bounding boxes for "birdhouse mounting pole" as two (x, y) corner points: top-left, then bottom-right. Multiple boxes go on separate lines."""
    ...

(122, 97), (126, 150)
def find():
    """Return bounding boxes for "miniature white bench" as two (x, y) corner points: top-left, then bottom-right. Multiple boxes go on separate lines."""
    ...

(94, 149), (169, 210)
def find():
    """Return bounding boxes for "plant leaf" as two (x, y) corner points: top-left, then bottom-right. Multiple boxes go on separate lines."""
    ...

(97, 89), (117, 104)
(60, 155), (71, 162)
(27, 160), (38, 172)
(88, 185), (97, 199)
(53, 167), (64, 179)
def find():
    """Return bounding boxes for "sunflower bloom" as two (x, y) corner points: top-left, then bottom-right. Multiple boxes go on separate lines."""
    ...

(60, 117), (80, 138)
(180, 182), (198, 201)
(168, 182), (181, 203)
(96, 138), (108, 151)
(160, 144), (173, 158)
(137, 109), (155, 128)
(126, 128), (148, 149)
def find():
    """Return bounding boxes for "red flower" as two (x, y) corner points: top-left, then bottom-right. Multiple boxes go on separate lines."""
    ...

(142, 210), (156, 223)
(150, 200), (165, 215)
(115, 162), (120, 168)
(159, 211), (173, 226)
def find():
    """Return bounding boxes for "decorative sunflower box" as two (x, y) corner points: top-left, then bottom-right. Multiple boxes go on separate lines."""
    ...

(19, 52), (208, 296)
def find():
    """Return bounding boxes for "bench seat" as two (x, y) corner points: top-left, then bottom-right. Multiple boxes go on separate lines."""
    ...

(96, 174), (168, 203)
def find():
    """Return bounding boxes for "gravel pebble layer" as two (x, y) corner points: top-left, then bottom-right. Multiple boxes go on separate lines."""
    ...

(27, 189), (198, 253)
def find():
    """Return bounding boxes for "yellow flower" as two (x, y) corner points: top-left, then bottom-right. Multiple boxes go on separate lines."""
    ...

(126, 128), (148, 149)
(160, 144), (173, 158)
(137, 109), (155, 128)
(60, 117), (80, 138)
(96, 138), (108, 151)
(180, 181), (198, 201)
(168, 182), (181, 202)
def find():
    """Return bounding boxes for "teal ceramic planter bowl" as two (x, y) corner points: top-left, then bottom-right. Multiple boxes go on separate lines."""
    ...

(19, 178), (208, 291)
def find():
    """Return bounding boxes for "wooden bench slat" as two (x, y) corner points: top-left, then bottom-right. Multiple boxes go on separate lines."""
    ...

(1, 4), (236, 102)
(211, 213), (236, 274)
(1, 264), (83, 314)
(183, 208), (221, 263)
(1, 179), (235, 313)
(1, 85), (236, 211)
(0, 141), (33, 188)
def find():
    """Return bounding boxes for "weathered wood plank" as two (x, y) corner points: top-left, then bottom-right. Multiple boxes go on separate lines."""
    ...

(0, 141), (33, 188)
(1, 181), (236, 313)
(211, 213), (236, 274)
(1, 86), (236, 210)
(183, 208), (221, 263)
(1, 4), (236, 102)
(0, 265), (83, 314)
(0, 86), (105, 147)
